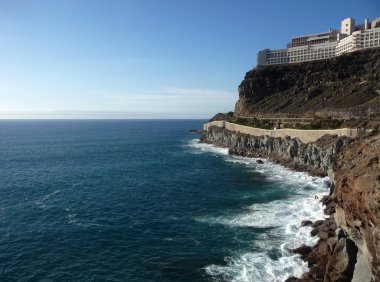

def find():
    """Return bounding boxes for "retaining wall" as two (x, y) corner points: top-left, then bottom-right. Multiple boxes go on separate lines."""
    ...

(203, 121), (368, 143)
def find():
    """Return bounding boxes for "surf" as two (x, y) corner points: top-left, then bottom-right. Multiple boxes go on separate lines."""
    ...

(189, 139), (328, 281)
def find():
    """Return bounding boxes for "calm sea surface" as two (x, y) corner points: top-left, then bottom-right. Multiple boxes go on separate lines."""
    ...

(0, 120), (328, 281)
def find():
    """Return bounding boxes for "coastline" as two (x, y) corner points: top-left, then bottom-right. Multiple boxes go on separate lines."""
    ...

(199, 125), (352, 179)
(199, 125), (380, 281)
(190, 138), (329, 281)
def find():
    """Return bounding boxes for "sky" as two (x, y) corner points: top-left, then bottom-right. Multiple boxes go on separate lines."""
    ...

(0, 0), (379, 119)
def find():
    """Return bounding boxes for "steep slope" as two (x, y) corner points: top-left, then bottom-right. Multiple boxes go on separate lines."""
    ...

(236, 48), (380, 119)
(201, 127), (380, 281)
(333, 132), (380, 281)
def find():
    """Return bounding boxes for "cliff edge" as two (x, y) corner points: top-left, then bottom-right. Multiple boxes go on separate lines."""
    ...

(333, 132), (380, 281)
(236, 48), (380, 119)
(202, 46), (380, 281)
(201, 127), (380, 281)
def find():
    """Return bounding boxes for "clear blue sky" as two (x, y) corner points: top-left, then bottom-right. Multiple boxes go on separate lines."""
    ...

(0, 0), (379, 118)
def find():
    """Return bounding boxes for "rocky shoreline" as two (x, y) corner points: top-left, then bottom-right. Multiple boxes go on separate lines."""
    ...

(200, 126), (380, 281)
(199, 126), (351, 179)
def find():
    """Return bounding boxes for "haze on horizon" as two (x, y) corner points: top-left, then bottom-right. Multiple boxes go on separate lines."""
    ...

(0, 0), (378, 119)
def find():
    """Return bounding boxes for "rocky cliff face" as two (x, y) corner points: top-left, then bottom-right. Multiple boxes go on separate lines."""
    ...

(235, 48), (380, 118)
(200, 126), (350, 178)
(332, 132), (380, 281)
(200, 126), (380, 281)
(298, 132), (380, 282)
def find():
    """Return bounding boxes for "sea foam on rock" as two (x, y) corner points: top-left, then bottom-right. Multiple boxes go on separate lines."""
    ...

(190, 138), (328, 281)
(200, 126), (351, 178)
(200, 126), (380, 281)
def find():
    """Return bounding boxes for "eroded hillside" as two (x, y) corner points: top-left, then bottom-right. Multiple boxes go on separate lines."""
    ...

(236, 48), (380, 119)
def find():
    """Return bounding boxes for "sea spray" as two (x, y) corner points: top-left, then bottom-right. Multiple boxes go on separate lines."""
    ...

(188, 139), (327, 281)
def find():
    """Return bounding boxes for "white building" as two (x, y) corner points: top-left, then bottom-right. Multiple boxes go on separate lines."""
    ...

(257, 17), (380, 66)
(288, 42), (337, 63)
(335, 33), (357, 55)
(336, 25), (380, 56)
(258, 49), (289, 65)
(341, 18), (356, 35)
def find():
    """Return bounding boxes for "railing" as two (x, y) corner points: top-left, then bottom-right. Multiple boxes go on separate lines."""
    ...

(203, 121), (369, 144)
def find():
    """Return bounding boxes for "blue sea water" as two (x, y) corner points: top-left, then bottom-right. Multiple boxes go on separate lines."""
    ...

(0, 120), (328, 281)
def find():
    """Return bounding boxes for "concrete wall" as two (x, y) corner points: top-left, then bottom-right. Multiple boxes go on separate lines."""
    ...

(371, 17), (380, 29)
(257, 49), (269, 66)
(203, 121), (368, 144)
(288, 42), (337, 63)
(336, 34), (357, 55)
(337, 27), (380, 56)
(341, 18), (356, 35)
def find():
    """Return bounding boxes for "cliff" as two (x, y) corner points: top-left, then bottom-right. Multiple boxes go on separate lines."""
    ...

(200, 126), (350, 178)
(200, 127), (380, 281)
(332, 132), (380, 281)
(295, 131), (380, 282)
(235, 48), (380, 119)
(202, 46), (380, 281)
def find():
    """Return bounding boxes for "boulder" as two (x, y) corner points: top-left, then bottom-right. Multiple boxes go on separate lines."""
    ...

(293, 245), (313, 256)
(300, 220), (313, 227)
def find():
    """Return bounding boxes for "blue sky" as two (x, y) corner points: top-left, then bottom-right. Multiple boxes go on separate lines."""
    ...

(0, 0), (379, 119)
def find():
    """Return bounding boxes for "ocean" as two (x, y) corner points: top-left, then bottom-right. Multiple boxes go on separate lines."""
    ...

(0, 120), (328, 281)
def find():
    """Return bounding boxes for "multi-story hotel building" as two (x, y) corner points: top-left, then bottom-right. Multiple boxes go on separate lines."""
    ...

(257, 17), (380, 66)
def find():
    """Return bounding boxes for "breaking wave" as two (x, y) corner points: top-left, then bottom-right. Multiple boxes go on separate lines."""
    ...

(189, 139), (328, 281)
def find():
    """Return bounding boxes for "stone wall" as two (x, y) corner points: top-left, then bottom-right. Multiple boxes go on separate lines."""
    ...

(203, 121), (368, 144)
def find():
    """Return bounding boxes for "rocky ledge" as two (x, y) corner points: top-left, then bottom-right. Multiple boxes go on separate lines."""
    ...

(200, 126), (380, 281)
(200, 125), (351, 178)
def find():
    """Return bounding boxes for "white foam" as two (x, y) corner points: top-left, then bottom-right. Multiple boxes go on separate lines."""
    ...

(189, 139), (329, 281)
(202, 197), (324, 282)
(34, 189), (61, 209)
(206, 252), (310, 282)
(67, 213), (78, 224)
(185, 139), (229, 155)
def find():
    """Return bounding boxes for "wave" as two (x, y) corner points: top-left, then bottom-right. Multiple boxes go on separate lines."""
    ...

(185, 139), (229, 155)
(188, 139), (328, 281)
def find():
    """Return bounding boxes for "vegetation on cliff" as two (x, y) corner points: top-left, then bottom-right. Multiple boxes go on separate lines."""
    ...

(210, 112), (346, 130)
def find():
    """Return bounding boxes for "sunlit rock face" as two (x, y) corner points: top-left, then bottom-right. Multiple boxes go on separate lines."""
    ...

(201, 126), (350, 177)
(201, 127), (380, 281)
(332, 132), (380, 281)
(235, 48), (380, 119)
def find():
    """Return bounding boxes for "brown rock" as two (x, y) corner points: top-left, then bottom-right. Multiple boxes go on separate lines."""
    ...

(236, 48), (380, 119)
(293, 245), (313, 256)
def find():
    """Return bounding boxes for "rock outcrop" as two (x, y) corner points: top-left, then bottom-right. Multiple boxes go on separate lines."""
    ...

(200, 125), (351, 178)
(297, 132), (380, 282)
(235, 48), (380, 119)
(202, 45), (380, 281)
(200, 126), (380, 281)
(332, 132), (380, 281)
